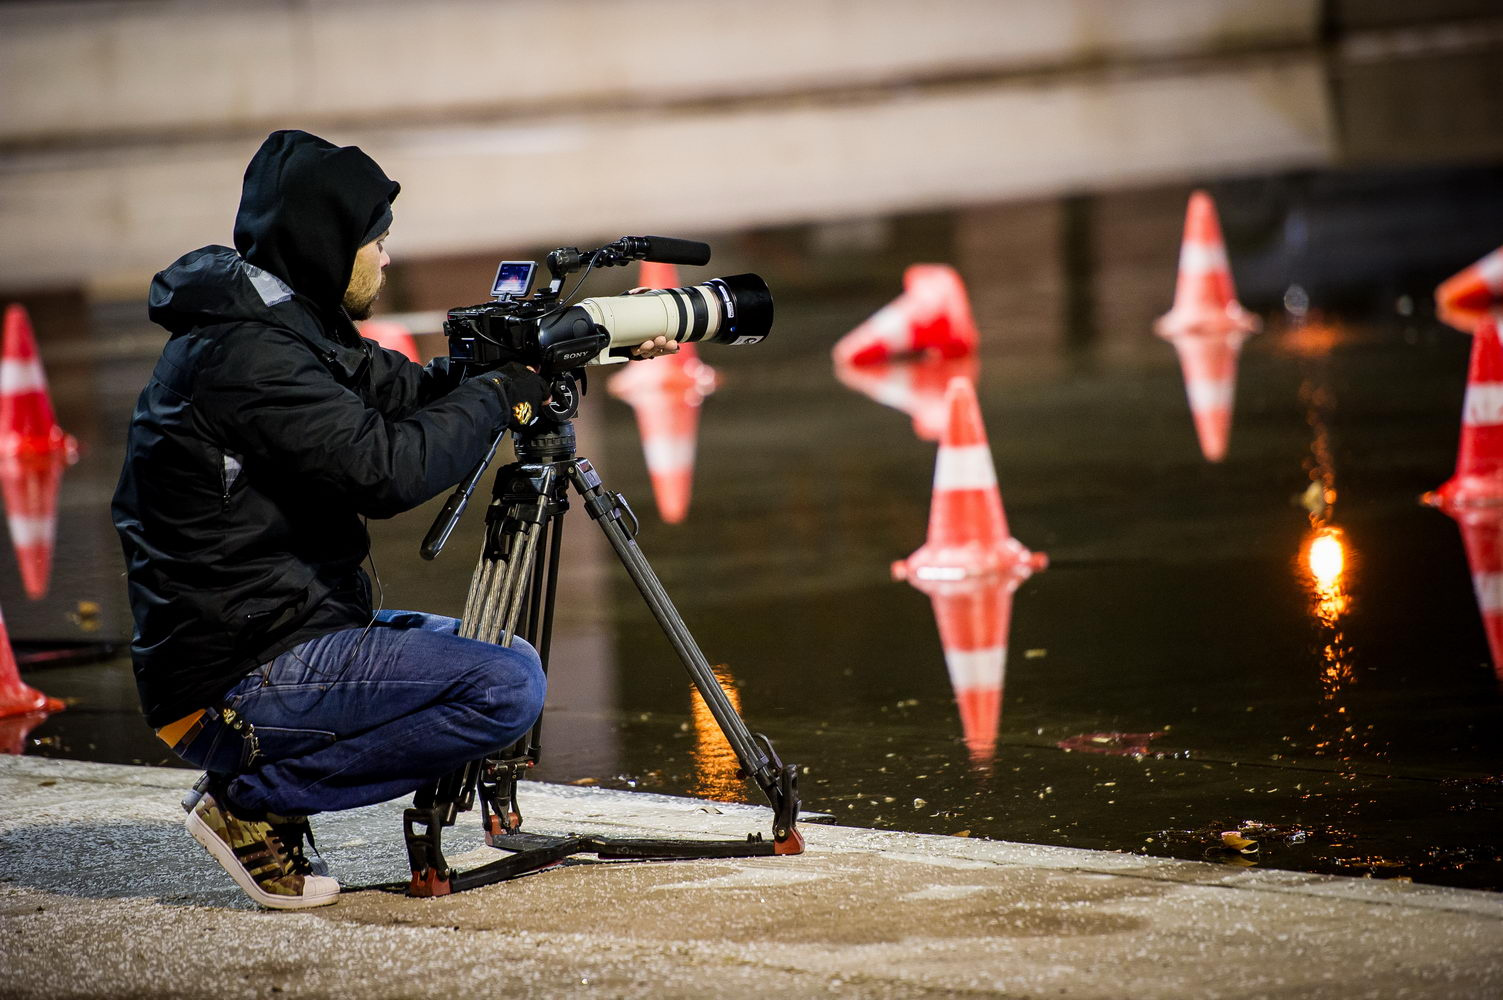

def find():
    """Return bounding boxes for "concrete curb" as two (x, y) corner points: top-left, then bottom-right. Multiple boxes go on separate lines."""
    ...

(1, 756), (1499, 998)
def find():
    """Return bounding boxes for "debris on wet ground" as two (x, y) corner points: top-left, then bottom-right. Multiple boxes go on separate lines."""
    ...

(1056, 732), (1167, 756)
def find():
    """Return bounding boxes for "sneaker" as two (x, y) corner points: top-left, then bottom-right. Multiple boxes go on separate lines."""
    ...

(186, 793), (340, 909)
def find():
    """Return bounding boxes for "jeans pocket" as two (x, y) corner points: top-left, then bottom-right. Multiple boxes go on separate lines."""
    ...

(252, 725), (338, 761)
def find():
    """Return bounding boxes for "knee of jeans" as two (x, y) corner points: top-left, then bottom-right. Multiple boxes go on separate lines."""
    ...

(476, 647), (546, 737)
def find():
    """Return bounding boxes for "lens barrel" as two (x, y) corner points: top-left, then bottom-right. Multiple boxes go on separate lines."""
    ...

(571, 273), (774, 356)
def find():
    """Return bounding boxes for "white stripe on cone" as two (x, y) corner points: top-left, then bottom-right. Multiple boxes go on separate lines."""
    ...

(1462, 383), (1503, 426)
(1178, 241), (1230, 274)
(867, 304), (911, 349)
(933, 444), (997, 490)
(862, 370), (917, 410)
(642, 435), (696, 472)
(1474, 571), (1503, 614)
(1186, 378), (1234, 412)
(1480, 250), (1503, 291)
(0, 359), (47, 395)
(943, 646), (1007, 691)
(6, 514), (54, 547)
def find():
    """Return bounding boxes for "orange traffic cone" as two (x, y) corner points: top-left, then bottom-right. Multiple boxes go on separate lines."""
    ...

(0, 452), (66, 599)
(832, 265), (979, 367)
(1153, 191), (1261, 340)
(0, 603), (64, 719)
(892, 378), (1047, 583)
(834, 353), (981, 442)
(1437, 246), (1503, 334)
(1424, 315), (1503, 509)
(358, 319), (421, 362)
(0, 304), (78, 460)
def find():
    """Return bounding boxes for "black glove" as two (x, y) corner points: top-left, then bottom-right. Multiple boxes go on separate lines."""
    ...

(478, 362), (549, 431)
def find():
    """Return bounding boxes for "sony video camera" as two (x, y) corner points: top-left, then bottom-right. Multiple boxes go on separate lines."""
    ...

(444, 236), (773, 378)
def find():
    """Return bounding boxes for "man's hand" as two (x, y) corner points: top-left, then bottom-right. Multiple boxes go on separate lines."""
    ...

(630, 336), (681, 359)
(480, 362), (550, 431)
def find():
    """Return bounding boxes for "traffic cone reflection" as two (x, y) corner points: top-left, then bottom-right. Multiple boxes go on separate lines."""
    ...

(918, 577), (1023, 763)
(833, 265), (979, 367)
(0, 710), (50, 755)
(1154, 192), (1260, 463)
(0, 452), (67, 599)
(0, 304), (78, 460)
(608, 260), (718, 523)
(892, 378), (1046, 762)
(1167, 334), (1243, 463)
(0, 603), (63, 720)
(1460, 509), (1503, 685)
(1436, 246), (1503, 334)
(834, 353), (981, 442)
(1428, 504), (1503, 685)
(358, 319), (421, 362)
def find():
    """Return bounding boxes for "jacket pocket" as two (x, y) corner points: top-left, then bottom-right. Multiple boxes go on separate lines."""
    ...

(224, 564), (317, 645)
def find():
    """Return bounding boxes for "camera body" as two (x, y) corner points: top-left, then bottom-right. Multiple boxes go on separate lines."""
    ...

(446, 295), (612, 371)
(443, 237), (772, 375)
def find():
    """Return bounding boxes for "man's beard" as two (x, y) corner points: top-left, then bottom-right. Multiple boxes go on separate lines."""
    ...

(343, 271), (384, 320)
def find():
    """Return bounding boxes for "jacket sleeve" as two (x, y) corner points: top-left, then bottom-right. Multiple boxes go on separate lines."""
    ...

(363, 339), (467, 420)
(195, 327), (507, 518)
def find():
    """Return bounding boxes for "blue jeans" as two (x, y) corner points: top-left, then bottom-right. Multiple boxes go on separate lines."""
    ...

(174, 610), (546, 816)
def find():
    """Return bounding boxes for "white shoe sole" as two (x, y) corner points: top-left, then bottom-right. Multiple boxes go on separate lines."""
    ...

(186, 805), (340, 910)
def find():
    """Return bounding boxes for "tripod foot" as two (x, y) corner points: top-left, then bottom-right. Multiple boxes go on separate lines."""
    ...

(774, 826), (806, 856)
(408, 868), (453, 897)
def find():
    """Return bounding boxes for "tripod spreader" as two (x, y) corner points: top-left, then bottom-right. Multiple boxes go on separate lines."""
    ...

(405, 420), (804, 896)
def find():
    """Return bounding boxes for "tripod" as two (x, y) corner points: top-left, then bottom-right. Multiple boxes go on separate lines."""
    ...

(402, 418), (804, 896)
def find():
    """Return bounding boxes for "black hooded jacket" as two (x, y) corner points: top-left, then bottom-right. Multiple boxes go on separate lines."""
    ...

(113, 130), (521, 727)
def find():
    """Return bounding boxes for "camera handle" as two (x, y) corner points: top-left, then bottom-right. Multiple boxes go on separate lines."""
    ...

(403, 420), (804, 897)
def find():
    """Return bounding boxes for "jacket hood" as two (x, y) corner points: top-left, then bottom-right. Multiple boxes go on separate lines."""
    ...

(232, 129), (400, 310)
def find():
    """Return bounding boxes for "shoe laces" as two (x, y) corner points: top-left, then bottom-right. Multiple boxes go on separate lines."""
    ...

(267, 816), (318, 877)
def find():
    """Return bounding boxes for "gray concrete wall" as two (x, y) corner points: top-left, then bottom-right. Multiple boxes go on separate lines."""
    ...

(2, 0), (1331, 295)
(3, 0), (1319, 142)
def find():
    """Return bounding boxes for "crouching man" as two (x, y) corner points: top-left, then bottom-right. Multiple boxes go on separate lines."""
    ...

(111, 129), (559, 908)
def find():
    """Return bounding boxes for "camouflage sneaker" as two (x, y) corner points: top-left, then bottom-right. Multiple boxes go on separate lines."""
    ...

(186, 793), (340, 909)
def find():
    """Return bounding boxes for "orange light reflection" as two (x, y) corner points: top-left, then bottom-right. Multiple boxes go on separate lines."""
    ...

(1306, 527), (1350, 628)
(689, 664), (749, 802)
